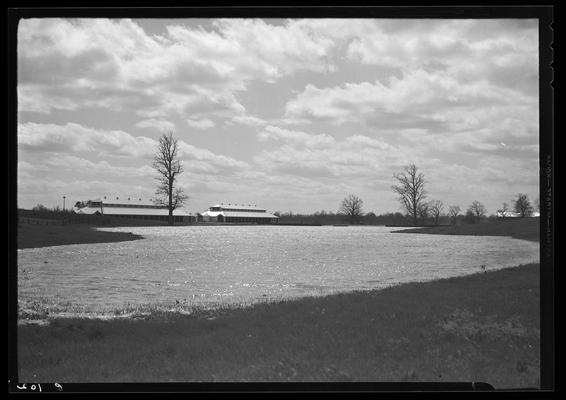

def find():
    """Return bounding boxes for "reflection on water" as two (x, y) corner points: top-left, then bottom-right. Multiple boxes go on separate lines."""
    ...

(18, 225), (539, 318)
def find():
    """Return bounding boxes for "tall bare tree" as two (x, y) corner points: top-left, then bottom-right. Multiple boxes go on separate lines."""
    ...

(467, 200), (487, 223)
(339, 194), (364, 225)
(152, 132), (189, 225)
(428, 200), (444, 225)
(514, 193), (533, 218)
(392, 164), (426, 226)
(448, 205), (461, 225)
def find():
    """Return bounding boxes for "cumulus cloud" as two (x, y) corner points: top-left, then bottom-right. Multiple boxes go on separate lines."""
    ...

(178, 141), (250, 174)
(285, 68), (536, 127)
(254, 125), (406, 180)
(258, 125), (336, 148)
(231, 115), (267, 127)
(17, 18), (342, 123)
(136, 118), (176, 133)
(18, 122), (157, 158)
(186, 117), (216, 130)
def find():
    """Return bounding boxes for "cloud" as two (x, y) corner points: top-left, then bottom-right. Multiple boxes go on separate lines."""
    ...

(254, 126), (405, 180)
(286, 68), (535, 126)
(136, 118), (176, 132)
(17, 18), (342, 122)
(178, 142), (250, 174)
(186, 117), (216, 130)
(345, 20), (538, 82)
(18, 122), (157, 158)
(231, 114), (267, 127)
(257, 125), (335, 148)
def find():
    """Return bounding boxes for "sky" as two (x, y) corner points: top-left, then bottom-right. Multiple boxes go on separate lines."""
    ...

(17, 18), (540, 215)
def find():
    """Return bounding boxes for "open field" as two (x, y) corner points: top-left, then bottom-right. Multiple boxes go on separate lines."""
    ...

(393, 218), (540, 242)
(18, 263), (540, 387)
(17, 223), (144, 249)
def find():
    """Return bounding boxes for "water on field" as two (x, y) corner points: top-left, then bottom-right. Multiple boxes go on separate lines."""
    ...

(17, 225), (539, 319)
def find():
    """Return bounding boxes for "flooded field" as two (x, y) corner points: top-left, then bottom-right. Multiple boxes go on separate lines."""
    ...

(18, 225), (539, 320)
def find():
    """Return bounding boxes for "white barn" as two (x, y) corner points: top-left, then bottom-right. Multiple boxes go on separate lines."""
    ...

(73, 196), (194, 223)
(201, 203), (279, 224)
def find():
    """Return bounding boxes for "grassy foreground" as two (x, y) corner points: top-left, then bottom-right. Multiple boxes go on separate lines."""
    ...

(393, 217), (540, 242)
(18, 264), (540, 388)
(17, 223), (144, 249)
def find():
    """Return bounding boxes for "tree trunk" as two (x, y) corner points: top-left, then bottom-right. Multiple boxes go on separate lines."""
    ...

(168, 179), (173, 226)
(413, 205), (418, 226)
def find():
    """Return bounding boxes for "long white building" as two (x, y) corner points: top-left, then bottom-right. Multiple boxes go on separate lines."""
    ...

(73, 196), (194, 223)
(496, 210), (541, 218)
(200, 203), (279, 224)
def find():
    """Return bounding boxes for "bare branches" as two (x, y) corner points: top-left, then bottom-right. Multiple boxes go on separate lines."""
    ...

(448, 205), (461, 225)
(467, 200), (487, 223)
(152, 132), (188, 225)
(417, 202), (429, 224)
(339, 194), (364, 225)
(392, 164), (427, 226)
(428, 200), (444, 225)
(152, 132), (183, 182)
(514, 193), (533, 218)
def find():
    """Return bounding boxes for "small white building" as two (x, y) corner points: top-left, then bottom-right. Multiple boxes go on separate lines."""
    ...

(496, 210), (521, 218)
(73, 196), (194, 223)
(201, 203), (279, 224)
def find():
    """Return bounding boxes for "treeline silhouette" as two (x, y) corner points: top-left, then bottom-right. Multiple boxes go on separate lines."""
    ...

(275, 211), (426, 226)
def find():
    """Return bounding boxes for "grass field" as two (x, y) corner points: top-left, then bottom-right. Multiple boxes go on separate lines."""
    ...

(17, 223), (144, 249)
(393, 217), (540, 242)
(16, 216), (541, 387)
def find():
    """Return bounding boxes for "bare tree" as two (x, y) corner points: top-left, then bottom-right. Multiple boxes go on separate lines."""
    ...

(467, 200), (487, 223)
(428, 200), (444, 225)
(392, 164), (427, 226)
(448, 205), (461, 225)
(339, 194), (364, 225)
(514, 193), (533, 218)
(497, 202), (510, 219)
(152, 132), (189, 225)
(417, 202), (429, 225)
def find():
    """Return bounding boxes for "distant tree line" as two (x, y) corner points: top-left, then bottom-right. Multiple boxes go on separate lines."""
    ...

(277, 164), (539, 227)
(25, 204), (74, 219)
(275, 210), (414, 226)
